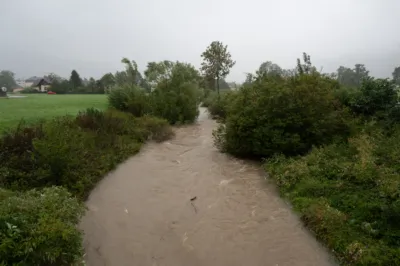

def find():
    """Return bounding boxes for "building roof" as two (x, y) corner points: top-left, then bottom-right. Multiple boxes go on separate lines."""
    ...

(32, 77), (52, 87)
(25, 76), (42, 82)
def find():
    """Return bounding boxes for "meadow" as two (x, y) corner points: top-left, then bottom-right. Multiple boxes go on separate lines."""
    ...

(0, 94), (107, 131)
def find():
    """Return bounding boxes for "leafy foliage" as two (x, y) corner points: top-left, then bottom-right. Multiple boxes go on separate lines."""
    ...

(265, 130), (400, 265)
(204, 90), (237, 120)
(349, 78), (398, 117)
(69, 70), (82, 90)
(0, 70), (17, 90)
(0, 186), (85, 266)
(109, 60), (201, 124)
(200, 41), (235, 96)
(108, 85), (150, 117)
(337, 64), (370, 88)
(393, 66), (400, 85)
(0, 109), (172, 199)
(214, 73), (350, 158)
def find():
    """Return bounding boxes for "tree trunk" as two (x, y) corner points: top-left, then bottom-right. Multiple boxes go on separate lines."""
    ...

(216, 76), (220, 100)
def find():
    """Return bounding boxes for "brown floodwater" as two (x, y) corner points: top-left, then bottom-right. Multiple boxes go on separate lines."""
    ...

(80, 108), (336, 266)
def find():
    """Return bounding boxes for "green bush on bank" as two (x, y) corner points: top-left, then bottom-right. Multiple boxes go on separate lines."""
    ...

(108, 60), (201, 125)
(0, 108), (172, 199)
(0, 108), (173, 265)
(265, 129), (400, 265)
(0, 187), (85, 266)
(107, 85), (151, 117)
(205, 90), (238, 120)
(108, 83), (200, 125)
(213, 74), (351, 158)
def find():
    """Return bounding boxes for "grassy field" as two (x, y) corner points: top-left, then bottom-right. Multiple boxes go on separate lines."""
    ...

(0, 94), (107, 131)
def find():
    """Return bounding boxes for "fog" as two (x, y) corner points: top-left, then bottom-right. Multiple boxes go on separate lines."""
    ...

(1, 0), (399, 81)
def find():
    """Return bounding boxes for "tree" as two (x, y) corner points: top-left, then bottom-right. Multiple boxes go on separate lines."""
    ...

(256, 61), (283, 77)
(200, 41), (235, 98)
(144, 60), (174, 88)
(100, 73), (115, 92)
(69, 70), (82, 91)
(0, 70), (17, 90)
(144, 61), (200, 90)
(353, 64), (369, 87)
(392, 66), (400, 85)
(121, 58), (140, 87)
(51, 80), (70, 94)
(296, 52), (315, 75)
(44, 73), (64, 83)
(337, 64), (369, 88)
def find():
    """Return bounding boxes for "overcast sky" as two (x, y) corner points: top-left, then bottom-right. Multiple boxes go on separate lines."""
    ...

(1, 0), (399, 81)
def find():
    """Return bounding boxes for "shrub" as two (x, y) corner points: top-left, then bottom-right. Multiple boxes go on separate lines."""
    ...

(214, 74), (351, 158)
(0, 187), (85, 266)
(108, 85), (150, 116)
(200, 89), (216, 107)
(135, 115), (175, 142)
(150, 82), (199, 124)
(265, 131), (400, 265)
(0, 108), (173, 199)
(207, 90), (238, 120)
(349, 78), (398, 118)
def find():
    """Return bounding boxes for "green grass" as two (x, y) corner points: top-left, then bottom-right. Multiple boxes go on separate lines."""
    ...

(0, 94), (107, 132)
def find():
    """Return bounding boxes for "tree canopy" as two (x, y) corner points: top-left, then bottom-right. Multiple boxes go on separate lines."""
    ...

(200, 41), (235, 96)
(0, 70), (17, 90)
(69, 70), (82, 90)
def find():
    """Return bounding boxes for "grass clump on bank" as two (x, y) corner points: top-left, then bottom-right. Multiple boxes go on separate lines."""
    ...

(0, 108), (173, 265)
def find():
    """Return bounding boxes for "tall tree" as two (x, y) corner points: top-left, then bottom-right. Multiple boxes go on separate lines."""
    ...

(392, 66), (400, 85)
(44, 73), (64, 83)
(144, 61), (199, 91)
(200, 41), (235, 98)
(296, 52), (315, 75)
(256, 61), (283, 77)
(100, 73), (115, 92)
(121, 58), (140, 87)
(69, 70), (82, 91)
(0, 70), (17, 90)
(353, 64), (369, 87)
(337, 64), (369, 87)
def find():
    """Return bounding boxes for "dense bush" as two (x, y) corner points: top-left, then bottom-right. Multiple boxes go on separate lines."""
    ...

(0, 108), (172, 199)
(109, 61), (201, 125)
(134, 115), (174, 142)
(265, 130), (400, 265)
(0, 186), (85, 265)
(150, 82), (199, 124)
(108, 85), (150, 116)
(206, 90), (238, 120)
(0, 108), (174, 265)
(214, 74), (351, 158)
(108, 83), (200, 125)
(338, 78), (399, 121)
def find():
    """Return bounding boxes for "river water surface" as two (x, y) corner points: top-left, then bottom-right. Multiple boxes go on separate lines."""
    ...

(80, 108), (335, 266)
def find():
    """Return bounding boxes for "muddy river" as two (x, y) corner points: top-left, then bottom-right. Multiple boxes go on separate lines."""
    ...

(80, 108), (335, 266)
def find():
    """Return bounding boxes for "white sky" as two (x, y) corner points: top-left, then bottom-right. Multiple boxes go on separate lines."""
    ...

(1, 0), (399, 81)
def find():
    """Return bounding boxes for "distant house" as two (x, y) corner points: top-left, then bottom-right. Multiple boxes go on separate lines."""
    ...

(23, 76), (42, 88)
(32, 77), (52, 92)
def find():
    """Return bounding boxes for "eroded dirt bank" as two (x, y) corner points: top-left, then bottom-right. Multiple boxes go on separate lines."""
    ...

(80, 108), (335, 266)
